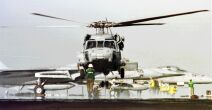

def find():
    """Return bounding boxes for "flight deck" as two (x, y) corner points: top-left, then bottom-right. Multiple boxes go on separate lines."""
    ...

(0, 83), (212, 110)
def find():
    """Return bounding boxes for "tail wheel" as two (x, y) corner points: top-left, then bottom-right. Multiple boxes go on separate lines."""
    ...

(120, 68), (125, 78)
(34, 85), (45, 95)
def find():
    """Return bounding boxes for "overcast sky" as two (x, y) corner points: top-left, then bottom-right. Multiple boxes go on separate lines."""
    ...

(0, 0), (211, 76)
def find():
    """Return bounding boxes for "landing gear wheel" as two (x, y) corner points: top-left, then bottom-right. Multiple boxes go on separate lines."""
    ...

(105, 81), (109, 88)
(34, 85), (45, 96)
(99, 81), (110, 88)
(100, 81), (105, 88)
(103, 69), (110, 76)
(120, 68), (125, 79)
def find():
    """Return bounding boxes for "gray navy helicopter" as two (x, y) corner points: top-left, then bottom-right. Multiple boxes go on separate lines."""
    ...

(32, 10), (208, 79)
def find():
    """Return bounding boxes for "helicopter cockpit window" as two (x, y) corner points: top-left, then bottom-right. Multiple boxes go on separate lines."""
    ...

(105, 41), (115, 49)
(86, 41), (96, 49)
(97, 41), (104, 48)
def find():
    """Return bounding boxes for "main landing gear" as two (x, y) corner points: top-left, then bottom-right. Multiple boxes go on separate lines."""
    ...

(34, 78), (45, 97)
(119, 68), (125, 79)
(99, 81), (110, 88)
(99, 68), (125, 88)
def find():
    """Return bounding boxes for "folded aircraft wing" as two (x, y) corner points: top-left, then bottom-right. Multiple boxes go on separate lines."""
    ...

(138, 73), (185, 80)
(0, 68), (56, 85)
(157, 74), (212, 85)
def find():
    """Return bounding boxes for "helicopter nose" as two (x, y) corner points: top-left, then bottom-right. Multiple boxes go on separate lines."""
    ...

(89, 49), (113, 61)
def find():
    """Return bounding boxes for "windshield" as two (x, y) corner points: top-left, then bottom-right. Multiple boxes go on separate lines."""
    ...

(86, 40), (116, 49)
(105, 41), (115, 49)
(86, 41), (96, 49)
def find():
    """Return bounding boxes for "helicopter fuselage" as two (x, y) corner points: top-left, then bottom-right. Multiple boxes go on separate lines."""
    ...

(78, 33), (124, 75)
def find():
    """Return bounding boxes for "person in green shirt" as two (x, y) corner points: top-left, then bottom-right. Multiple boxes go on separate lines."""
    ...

(86, 64), (95, 96)
(188, 79), (194, 96)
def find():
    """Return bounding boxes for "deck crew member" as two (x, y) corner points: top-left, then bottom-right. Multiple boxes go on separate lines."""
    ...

(188, 79), (194, 96)
(86, 64), (95, 96)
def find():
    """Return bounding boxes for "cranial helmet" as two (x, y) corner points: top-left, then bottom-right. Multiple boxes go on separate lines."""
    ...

(79, 66), (84, 70)
(88, 64), (93, 68)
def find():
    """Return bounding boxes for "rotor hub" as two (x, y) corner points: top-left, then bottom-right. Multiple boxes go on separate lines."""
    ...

(88, 21), (116, 28)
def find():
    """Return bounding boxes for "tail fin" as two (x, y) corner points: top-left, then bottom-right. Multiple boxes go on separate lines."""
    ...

(0, 61), (8, 70)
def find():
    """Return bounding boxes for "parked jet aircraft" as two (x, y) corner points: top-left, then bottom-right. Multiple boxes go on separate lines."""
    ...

(1, 60), (211, 96)
(135, 66), (212, 87)
(157, 73), (212, 85)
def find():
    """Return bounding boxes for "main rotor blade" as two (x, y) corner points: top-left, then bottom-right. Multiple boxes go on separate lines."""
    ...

(31, 13), (82, 24)
(36, 25), (82, 28)
(117, 10), (208, 25)
(113, 23), (164, 27)
(0, 25), (82, 29)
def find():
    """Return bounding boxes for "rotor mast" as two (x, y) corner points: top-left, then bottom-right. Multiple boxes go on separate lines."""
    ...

(87, 21), (115, 34)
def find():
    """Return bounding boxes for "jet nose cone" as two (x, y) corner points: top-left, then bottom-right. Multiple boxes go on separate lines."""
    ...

(207, 77), (212, 83)
(200, 75), (212, 84)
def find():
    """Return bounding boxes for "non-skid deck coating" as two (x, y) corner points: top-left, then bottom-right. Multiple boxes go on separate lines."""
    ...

(0, 99), (212, 110)
(1, 77), (212, 110)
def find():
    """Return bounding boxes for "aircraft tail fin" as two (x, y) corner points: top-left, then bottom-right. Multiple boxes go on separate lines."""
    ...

(0, 61), (8, 70)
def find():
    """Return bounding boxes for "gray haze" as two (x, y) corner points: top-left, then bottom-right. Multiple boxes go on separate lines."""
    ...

(0, 0), (211, 76)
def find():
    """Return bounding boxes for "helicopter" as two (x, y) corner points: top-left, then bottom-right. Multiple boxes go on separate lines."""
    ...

(31, 10), (208, 79)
